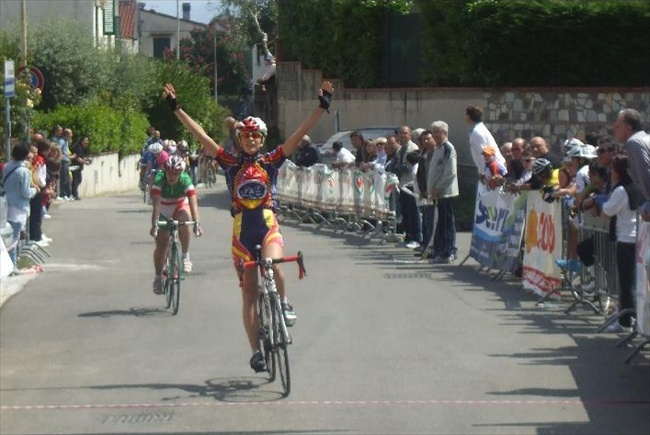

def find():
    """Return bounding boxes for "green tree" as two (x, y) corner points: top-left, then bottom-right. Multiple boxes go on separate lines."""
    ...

(29, 20), (113, 111)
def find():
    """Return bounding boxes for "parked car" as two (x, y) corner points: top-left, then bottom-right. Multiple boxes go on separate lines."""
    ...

(317, 126), (399, 166)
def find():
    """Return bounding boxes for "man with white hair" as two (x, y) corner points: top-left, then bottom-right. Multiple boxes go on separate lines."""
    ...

(427, 121), (459, 263)
(613, 108), (650, 220)
(294, 135), (320, 167)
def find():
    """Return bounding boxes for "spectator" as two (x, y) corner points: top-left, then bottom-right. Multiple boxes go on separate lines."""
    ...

(529, 136), (562, 169)
(501, 141), (513, 164)
(479, 146), (507, 190)
(612, 108), (650, 221)
(294, 135), (320, 167)
(56, 128), (73, 200)
(71, 136), (92, 200)
(360, 138), (383, 171)
(553, 144), (598, 272)
(602, 156), (642, 332)
(505, 138), (526, 182)
(383, 135), (400, 170)
(427, 120), (459, 263)
(331, 141), (355, 170)
(350, 131), (367, 167)
(465, 105), (506, 172)
(2, 143), (40, 271)
(415, 130), (437, 257)
(395, 125), (422, 249)
(28, 142), (47, 247)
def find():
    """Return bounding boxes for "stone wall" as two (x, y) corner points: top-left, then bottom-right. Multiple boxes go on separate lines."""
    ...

(276, 61), (650, 166)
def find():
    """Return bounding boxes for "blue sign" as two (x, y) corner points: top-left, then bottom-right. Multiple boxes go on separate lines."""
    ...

(3, 78), (15, 98)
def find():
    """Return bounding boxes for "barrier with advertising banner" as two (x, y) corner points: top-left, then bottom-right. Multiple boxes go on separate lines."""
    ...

(636, 222), (650, 336)
(522, 191), (563, 297)
(469, 189), (527, 273)
(276, 162), (399, 234)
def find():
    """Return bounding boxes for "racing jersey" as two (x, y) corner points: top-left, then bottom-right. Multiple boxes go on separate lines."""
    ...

(215, 145), (286, 214)
(151, 171), (196, 205)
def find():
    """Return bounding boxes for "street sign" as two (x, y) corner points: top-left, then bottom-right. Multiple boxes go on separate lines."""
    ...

(4, 60), (15, 98)
(17, 66), (44, 90)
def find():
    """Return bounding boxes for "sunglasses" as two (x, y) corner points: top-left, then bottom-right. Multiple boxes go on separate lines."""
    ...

(239, 131), (263, 140)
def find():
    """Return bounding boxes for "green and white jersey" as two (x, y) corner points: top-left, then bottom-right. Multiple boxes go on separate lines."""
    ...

(151, 171), (196, 205)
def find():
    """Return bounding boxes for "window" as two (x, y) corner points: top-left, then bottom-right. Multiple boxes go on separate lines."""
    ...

(153, 37), (171, 58)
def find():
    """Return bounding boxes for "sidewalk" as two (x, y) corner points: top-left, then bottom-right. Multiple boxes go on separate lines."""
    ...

(0, 273), (37, 307)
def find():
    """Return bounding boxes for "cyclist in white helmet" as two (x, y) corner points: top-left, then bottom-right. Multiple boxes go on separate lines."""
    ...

(163, 79), (334, 373)
(150, 155), (203, 294)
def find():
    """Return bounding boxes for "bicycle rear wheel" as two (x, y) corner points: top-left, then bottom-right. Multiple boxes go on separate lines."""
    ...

(258, 291), (275, 381)
(170, 242), (182, 315)
(271, 293), (290, 396)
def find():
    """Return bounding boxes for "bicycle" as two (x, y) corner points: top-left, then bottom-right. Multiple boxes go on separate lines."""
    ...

(239, 246), (306, 397)
(200, 157), (216, 188)
(156, 218), (197, 315)
(142, 169), (158, 204)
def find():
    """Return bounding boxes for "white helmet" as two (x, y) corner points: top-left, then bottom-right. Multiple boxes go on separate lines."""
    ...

(236, 116), (268, 137)
(568, 144), (598, 160)
(148, 142), (163, 154)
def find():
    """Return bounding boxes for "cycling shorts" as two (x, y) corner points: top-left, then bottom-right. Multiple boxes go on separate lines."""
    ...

(231, 208), (283, 269)
(159, 198), (190, 222)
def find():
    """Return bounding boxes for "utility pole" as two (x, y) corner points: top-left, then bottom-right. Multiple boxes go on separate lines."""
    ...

(20, 0), (27, 68)
(176, 0), (180, 60)
(213, 26), (218, 105)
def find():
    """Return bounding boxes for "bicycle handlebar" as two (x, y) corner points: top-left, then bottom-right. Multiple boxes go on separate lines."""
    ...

(156, 219), (197, 226)
(239, 251), (307, 280)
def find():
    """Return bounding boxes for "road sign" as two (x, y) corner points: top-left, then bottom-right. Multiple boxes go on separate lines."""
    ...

(17, 65), (44, 90)
(4, 60), (15, 98)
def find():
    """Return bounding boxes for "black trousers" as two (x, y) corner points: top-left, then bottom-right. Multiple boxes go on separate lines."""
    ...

(616, 242), (637, 328)
(29, 194), (43, 242)
(71, 168), (83, 199)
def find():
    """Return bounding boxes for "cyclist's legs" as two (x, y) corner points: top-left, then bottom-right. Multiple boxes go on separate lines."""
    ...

(262, 240), (286, 300)
(173, 207), (192, 254)
(241, 268), (260, 351)
(153, 229), (171, 275)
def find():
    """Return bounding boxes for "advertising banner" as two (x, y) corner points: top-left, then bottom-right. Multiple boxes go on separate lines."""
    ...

(522, 192), (563, 296)
(470, 189), (527, 273)
(636, 222), (650, 335)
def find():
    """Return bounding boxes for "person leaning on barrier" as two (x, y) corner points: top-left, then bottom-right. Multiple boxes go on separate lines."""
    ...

(294, 135), (320, 168)
(331, 140), (356, 170)
(507, 158), (558, 195)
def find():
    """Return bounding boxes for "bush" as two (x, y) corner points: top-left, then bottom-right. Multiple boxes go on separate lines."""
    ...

(32, 98), (148, 156)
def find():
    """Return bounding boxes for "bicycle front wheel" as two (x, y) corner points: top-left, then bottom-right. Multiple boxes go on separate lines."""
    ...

(170, 242), (182, 315)
(271, 293), (291, 396)
(258, 291), (274, 380)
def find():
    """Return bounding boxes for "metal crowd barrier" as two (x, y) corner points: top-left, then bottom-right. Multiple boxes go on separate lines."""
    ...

(276, 162), (401, 242)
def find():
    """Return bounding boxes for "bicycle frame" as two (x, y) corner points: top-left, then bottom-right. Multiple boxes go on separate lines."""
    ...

(239, 247), (306, 396)
(157, 218), (196, 314)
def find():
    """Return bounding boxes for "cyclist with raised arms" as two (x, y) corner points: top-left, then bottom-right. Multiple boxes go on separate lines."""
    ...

(150, 155), (203, 295)
(162, 80), (333, 372)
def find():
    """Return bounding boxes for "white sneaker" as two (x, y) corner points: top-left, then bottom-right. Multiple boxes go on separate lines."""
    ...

(34, 240), (49, 248)
(41, 235), (53, 243)
(43, 213), (52, 219)
(183, 258), (193, 274)
(405, 241), (421, 250)
(55, 196), (64, 201)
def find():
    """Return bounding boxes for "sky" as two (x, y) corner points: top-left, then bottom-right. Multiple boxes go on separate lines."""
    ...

(139, 0), (220, 24)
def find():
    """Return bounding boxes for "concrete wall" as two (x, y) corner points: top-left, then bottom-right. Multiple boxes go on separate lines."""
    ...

(277, 62), (650, 167)
(74, 153), (140, 198)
